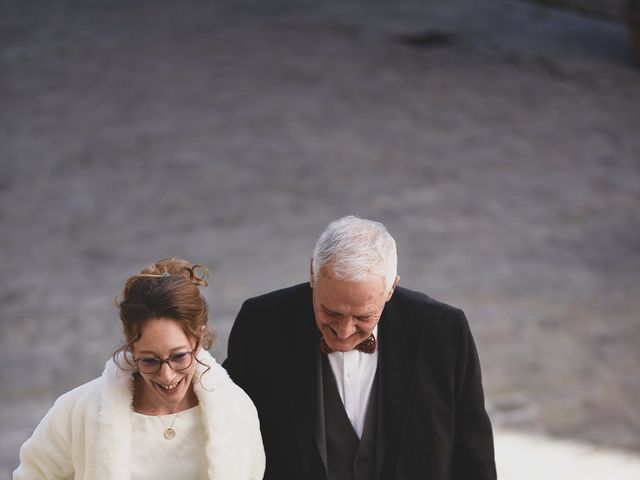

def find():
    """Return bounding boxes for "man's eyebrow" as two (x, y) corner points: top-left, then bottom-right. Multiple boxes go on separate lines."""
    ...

(321, 305), (341, 315)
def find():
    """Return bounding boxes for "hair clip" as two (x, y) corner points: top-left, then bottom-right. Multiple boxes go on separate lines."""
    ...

(161, 272), (170, 277)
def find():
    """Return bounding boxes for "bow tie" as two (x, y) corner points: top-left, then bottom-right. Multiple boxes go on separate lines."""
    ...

(320, 334), (376, 354)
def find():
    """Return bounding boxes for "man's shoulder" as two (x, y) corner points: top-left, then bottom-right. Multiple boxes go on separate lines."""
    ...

(393, 286), (463, 315)
(389, 286), (468, 335)
(242, 282), (311, 308)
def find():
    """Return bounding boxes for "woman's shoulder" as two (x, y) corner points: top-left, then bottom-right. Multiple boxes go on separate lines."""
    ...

(195, 351), (258, 412)
(25, 374), (104, 442)
(49, 374), (103, 413)
(51, 356), (128, 412)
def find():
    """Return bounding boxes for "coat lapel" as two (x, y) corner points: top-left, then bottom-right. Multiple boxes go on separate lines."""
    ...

(287, 288), (326, 477)
(195, 350), (263, 480)
(378, 292), (423, 478)
(315, 341), (328, 473)
(95, 358), (135, 480)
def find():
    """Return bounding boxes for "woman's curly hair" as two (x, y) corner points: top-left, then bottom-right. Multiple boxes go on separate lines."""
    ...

(112, 257), (214, 372)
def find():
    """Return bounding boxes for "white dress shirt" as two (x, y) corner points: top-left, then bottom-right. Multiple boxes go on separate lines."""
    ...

(326, 326), (379, 439)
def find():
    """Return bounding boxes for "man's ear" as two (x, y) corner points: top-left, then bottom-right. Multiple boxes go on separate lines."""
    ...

(309, 258), (315, 288)
(386, 275), (400, 301)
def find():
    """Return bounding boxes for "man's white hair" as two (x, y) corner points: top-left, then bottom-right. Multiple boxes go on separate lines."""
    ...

(312, 215), (397, 292)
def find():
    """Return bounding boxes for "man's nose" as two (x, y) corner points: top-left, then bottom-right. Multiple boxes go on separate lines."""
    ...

(334, 319), (356, 339)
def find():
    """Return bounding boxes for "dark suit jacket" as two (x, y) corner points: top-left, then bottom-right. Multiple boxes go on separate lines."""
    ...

(223, 283), (496, 480)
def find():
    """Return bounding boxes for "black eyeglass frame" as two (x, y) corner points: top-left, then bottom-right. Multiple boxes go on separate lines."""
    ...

(133, 350), (196, 374)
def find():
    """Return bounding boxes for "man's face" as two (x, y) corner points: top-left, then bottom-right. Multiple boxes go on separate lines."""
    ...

(311, 267), (397, 353)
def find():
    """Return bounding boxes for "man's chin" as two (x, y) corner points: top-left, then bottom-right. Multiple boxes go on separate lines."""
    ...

(324, 337), (359, 353)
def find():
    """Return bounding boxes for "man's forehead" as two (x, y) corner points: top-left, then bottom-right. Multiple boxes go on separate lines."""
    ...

(318, 267), (385, 285)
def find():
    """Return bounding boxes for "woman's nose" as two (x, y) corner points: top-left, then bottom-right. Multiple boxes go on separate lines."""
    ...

(155, 362), (175, 381)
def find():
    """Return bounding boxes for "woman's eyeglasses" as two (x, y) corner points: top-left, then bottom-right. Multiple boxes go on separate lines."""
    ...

(134, 351), (195, 374)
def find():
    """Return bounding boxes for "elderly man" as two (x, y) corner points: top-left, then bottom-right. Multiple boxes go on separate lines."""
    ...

(223, 216), (496, 480)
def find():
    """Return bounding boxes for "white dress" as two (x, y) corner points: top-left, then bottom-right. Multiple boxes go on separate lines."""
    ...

(131, 406), (207, 480)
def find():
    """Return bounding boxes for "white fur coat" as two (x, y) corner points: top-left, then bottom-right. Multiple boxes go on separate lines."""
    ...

(14, 350), (265, 480)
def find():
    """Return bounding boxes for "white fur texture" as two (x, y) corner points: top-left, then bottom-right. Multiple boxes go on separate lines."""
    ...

(14, 350), (265, 480)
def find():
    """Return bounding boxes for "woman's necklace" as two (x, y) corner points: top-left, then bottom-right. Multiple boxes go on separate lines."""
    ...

(158, 411), (180, 440)
(133, 375), (194, 440)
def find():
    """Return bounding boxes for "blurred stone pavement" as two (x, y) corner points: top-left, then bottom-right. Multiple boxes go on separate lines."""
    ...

(1, 0), (639, 477)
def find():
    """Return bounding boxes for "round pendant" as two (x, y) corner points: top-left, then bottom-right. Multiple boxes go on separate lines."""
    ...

(164, 428), (176, 440)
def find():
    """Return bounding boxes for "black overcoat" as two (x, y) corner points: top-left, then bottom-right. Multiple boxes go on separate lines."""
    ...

(223, 283), (496, 480)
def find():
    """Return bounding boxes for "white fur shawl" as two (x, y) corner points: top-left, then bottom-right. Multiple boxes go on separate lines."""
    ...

(14, 350), (265, 480)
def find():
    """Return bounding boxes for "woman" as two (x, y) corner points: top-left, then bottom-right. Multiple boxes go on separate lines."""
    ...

(14, 257), (265, 480)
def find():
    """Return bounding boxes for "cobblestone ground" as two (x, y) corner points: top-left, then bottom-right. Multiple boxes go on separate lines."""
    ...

(1, 0), (639, 475)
